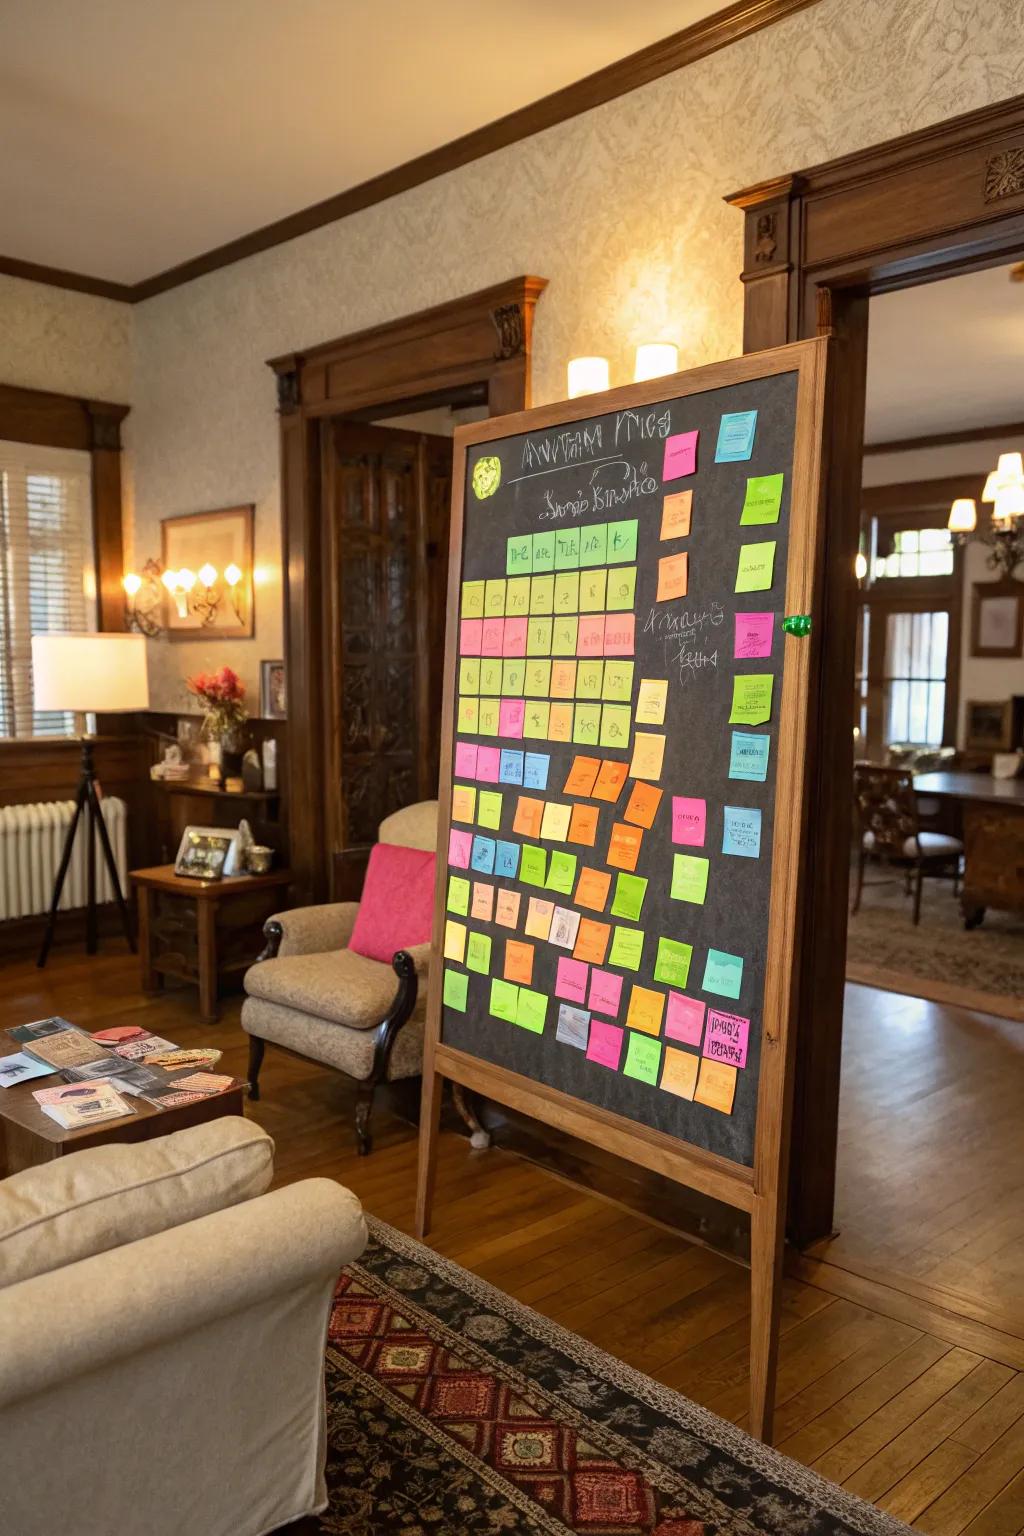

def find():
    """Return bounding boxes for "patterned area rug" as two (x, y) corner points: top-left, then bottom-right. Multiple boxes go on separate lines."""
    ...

(317, 1218), (908, 1535)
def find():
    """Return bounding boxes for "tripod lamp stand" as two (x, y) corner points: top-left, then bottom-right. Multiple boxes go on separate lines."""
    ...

(32, 633), (150, 968)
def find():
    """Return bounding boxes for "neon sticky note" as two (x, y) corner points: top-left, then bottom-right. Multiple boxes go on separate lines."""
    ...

(516, 988), (548, 1033)
(507, 534), (533, 576)
(460, 619), (483, 655)
(579, 523), (608, 567)
(477, 698), (500, 737)
(564, 755), (601, 797)
(579, 569), (607, 612)
(657, 553), (688, 602)
(661, 1046), (699, 1100)
(729, 674), (774, 726)
(498, 698), (525, 739)
(470, 836), (496, 875)
(548, 660), (576, 699)
(695, 1059), (738, 1114)
(573, 918), (610, 965)
(660, 489), (692, 539)
(611, 872), (647, 922)
(586, 1019), (623, 1070)
(588, 968), (623, 1017)
(532, 531), (555, 573)
(604, 614), (635, 657)
(471, 882), (495, 923)
(556, 1004), (591, 1049)
(671, 853), (709, 904)
(546, 850), (578, 895)
(575, 866), (611, 912)
(635, 679), (667, 726)
(523, 753), (550, 790)
(654, 937), (693, 989)
(480, 658), (502, 695)
(626, 984), (664, 1037)
(555, 956), (589, 1005)
(702, 948), (744, 1000)
(607, 519), (638, 563)
(513, 796), (544, 838)
(504, 939), (534, 985)
(723, 805), (762, 858)
(477, 746), (501, 782)
(523, 700), (550, 740)
(524, 897), (554, 939)
(665, 992), (705, 1046)
(606, 567), (637, 611)
(554, 572), (580, 614)
(607, 821), (643, 873)
(577, 616), (605, 657)
(735, 541), (776, 594)
(489, 978), (519, 1023)
(448, 829), (472, 868)
(447, 875), (470, 915)
(451, 784), (476, 823)
(444, 919), (466, 963)
(462, 581), (485, 618)
(715, 410), (757, 462)
(484, 578), (507, 617)
(592, 760), (628, 803)
(608, 926), (643, 972)
(506, 576), (531, 616)
(600, 704), (631, 750)
(548, 702), (573, 743)
(530, 573), (554, 613)
(481, 617), (505, 655)
(457, 697), (479, 734)
(527, 617), (553, 656)
(460, 658), (481, 695)
(704, 1009), (750, 1068)
(454, 741), (479, 778)
(466, 931), (492, 974)
(624, 1032), (662, 1085)
(568, 803), (599, 846)
(502, 659), (526, 695)
(728, 731), (769, 783)
(734, 612), (775, 659)
(672, 796), (706, 846)
(477, 790), (503, 829)
(576, 660), (604, 700)
(502, 618), (528, 657)
(601, 661), (633, 702)
(629, 731), (665, 781)
(662, 431), (698, 481)
(572, 703), (601, 746)
(623, 781), (662, 830)
(541, 801), (572, 842)
(740, 472), (784, 525)
(499, 750), (525, 785)
(519, 844), (547, 886)
(495, 889), (521, 928)
(549, 906), (581, 949)
(443, 968), (469, 1012)
(524, 660), (552, 696)
(495, 840), (520, 880)
(552, 617), (579, 657)
(554, 527), (581, 570)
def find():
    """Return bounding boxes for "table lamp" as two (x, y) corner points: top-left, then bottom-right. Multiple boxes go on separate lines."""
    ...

(31, 633), (150, 967)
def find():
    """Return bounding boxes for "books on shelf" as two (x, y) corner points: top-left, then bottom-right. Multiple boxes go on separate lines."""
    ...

(32, 1079), (136, 1129)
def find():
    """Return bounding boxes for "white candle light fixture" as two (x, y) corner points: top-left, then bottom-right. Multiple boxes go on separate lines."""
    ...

(634, 342), (679, 382)
(567, 356), (610, 398)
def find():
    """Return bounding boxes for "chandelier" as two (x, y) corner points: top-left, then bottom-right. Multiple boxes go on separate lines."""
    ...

(947, 451), (1024, 578)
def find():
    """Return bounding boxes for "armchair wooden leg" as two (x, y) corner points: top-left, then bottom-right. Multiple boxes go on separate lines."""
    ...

(247, 1037), (265, 1100)
(913, 864), (924, 926)
(355, 1081), (376, 1157)
(851, 845), (866, 915)
(453, 1083), (491, 1149)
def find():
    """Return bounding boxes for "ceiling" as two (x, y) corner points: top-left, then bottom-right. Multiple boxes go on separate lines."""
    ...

(866, 263), (1024, 443)
(0, 0), (721, 286)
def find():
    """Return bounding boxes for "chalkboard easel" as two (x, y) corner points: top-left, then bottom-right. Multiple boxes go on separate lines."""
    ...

(415, 338), (830, 1441)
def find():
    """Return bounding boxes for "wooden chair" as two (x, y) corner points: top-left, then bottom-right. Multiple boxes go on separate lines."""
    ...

(850, 761), (962, 925)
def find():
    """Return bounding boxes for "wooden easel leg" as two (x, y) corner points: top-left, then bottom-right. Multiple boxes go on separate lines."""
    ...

(748, 1194), (785, 1443)
(414, 1066), (443, 1240)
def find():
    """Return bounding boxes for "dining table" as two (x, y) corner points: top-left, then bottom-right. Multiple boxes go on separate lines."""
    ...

(914, 770), (1024, 926)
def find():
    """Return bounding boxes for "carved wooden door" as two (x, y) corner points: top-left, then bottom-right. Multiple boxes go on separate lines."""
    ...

(322, 421), (451, 895)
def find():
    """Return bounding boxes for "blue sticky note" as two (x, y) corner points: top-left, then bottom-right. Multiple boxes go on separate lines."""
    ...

(715, 410), (758, 462)
(723, 806), (762, 858)
(702, 948), (744, 1000)
(495, 840), (520, 879)
(523, 752), (550, 791)
(499, 750), (525, 785)
(729, 731), (770, 782)
(470, 836), (496, 874)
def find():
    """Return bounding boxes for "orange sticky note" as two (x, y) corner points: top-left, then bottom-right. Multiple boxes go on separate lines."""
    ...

(694, 1058), (738, 1114)
(661, 1046), (699, 1100)
(607, 821), (643, 872)
(568, 803), (600, 846)
(575, 866), (611, 912)
(574, 918), (611, 965)
(548, 701), (574, 742)
(657, 552), (688, 602)
(660, 489), (692, 540)
(626, 984), (665, 1037)
(592, 760), (628, 803)
(443, 920), (466, 963)
(550, 660), (578, 699)
(471, 882), (494, 922)
(524, 897), (554, 939)
(564, 756), (601, 797)
(514, 796), (545, 838)
(451, 785), (476, 823)
(495, 889), (521, 928)
(629, 732), (666, 782)
(504, 939), (535, 985)
(623, 781), (663, 830)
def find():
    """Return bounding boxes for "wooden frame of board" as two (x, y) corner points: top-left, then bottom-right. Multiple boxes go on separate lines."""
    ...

(415, 337), (830, 1442)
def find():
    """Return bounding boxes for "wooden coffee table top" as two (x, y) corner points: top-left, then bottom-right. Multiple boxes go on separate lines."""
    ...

(129, 864), (292, 899)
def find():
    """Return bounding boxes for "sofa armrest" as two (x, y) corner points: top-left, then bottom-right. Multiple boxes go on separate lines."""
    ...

(261, 901), (361, 958)
(401, 940), (433, 977)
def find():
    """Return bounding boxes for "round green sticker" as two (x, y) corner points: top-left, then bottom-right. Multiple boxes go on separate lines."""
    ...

(472, 456), (501, 500)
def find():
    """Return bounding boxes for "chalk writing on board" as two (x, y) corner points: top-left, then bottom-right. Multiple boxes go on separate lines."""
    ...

(590, 461), (659, 508)
(613, 407), (672, 446)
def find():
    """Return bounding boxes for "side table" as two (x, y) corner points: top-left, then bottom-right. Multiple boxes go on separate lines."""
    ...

(129, 865), (292, 1023)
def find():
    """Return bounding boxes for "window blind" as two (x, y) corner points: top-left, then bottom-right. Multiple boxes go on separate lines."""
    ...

(0, 440), (96, 737)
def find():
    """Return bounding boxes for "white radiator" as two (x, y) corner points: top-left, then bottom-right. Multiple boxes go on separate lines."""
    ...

(0, 797), (128, 920)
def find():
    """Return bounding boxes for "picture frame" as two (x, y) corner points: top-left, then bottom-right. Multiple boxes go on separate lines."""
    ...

(161, 505), (255, 640)
(963, 699), (1014, 754)
(174, 826), (242, 881)
(260, 659), (286, 719)
(970, 578), (1024, 659)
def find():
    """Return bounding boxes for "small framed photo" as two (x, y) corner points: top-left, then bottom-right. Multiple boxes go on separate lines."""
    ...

(174, 827), (241, 881)
(971, 580), (1024, 658)
(260, 659), (286, 719)
(963, 699), (1013, 754)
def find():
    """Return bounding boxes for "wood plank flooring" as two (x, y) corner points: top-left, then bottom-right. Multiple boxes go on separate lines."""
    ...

(3, 947), (1023, 1533)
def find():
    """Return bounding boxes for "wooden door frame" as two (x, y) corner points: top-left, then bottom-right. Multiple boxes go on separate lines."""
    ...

(727, 94), (1024, 1244)
(267, 276), (547, 901)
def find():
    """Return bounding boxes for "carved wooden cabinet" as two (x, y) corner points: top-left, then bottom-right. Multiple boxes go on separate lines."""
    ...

(961, 803), (1024, 927)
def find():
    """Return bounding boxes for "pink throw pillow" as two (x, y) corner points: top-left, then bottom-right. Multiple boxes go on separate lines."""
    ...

(348, 843), (436, 963)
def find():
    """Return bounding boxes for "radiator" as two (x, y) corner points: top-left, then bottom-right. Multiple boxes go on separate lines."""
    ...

(0, 797), (128, 921)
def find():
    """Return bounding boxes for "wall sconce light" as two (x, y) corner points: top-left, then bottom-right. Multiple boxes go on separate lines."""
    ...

(634, 343), (679, 382)
(567, 357), (610, 398)
(854, 551), (868, 581)
(124, 558), (248, 635)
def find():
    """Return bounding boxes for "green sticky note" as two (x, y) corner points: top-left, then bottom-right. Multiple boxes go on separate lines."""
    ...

(459, 658), (480, 694)
(740, 473), (784, 526)
(444, 968), (469, 1012)
(489, 977), (520, 1022)
(579, 523), (608, 567)
(506, 576), (531, 615)
(606, 566), (637, 611)
(551, 616), (578, 656)
(554, 527), (581, 569)
(447, 875), (470, 916)
(546, 850), (578, 895)
(600, 703), (632, 749)
(702, 947), (744, 1000)
(729, 674), (774, 726)
(507, 534), (532, 576)
(519, 844), (547, 886)
(572, 703), (601, 745)
(654, 936), (692, 987)
(466, 932), (492, 974)
(579, 568), (608, 612)
(516, 987), (548, 1033)
(479, 658), (503, 695)
(609, 926), (644, 971)
(530, 574), (554, 614)
(611, 872), (648, 921)
(531, 531), (555, 573)
(623, 1032), (662, 1085)
(576, 660), (604, 700)
(502, 659), (525, 695)
(735, 540), (777, 593)
(601, 661), (634, 702)
(523, 700), (550, 739)
(553, 572), (580, 613)
(478, 790), (503, 830)
(527, 617), (553, 656)
(524, 660), (552, 696)
(608, 519), (638, 564)
(671, 854), (709, 905)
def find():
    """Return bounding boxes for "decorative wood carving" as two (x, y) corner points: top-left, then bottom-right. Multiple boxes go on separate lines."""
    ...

(490, 301), (525, 358)
(275, 368), (300, 415)
(984, 145), (1024, 202)
(754, 213), (778, 264)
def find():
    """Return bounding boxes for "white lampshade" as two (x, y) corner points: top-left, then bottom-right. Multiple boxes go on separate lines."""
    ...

(567, 356), (609, 398)
(947, 497), (977, 533)
(31, 633), (149, 713)
(996, 451), (1024, 484)
(993, 483), (1024, 525)
(634, 342), (679, 382)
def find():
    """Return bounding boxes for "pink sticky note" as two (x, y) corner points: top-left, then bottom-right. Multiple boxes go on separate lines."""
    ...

(502, 617), (528, 656)
(586, 1019), (624, 1070)
(704, 1009), (750, 1068)
(588, 968), (623, 1018)
(499, 698), (525, 738)
(476, 746), (501, 782)
(672, 796), (706, 846)
(454, 741), (478, 779)
(666, 992), (706, 1046)
(460, 619), (483, 655)
(448, 828), (473, 868)
(663, 430), (698, 481)
(603, 614), (635, 657)
(734, 611), (775, 660)
(481, 618), (504, 656)
(555, 956), (589, 1006)
(577, 616), (605, 657)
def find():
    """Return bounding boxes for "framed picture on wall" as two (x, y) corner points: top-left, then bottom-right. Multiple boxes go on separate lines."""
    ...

(260, 659), (286, 719)
(970, 579), (1023, 658)
(161, 505), (254, 640)
(963, 699), (1014, 754)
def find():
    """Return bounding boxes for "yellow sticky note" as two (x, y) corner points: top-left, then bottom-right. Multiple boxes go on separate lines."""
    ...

(579, 569), (608, 612)
(461, 581), (485, 618)
(524, 897), (554, 939)
(540, 801), (572, 842)
(478, 698), (500, 736)
(529, 574), (554, 614)
(525, 660), (552, 696)
(457, 696), (479, 734)
(506, 576), (531, 615)
(553, 572), (580, 613)
(626, 984), (666, 1037)
(629, 732), (666, 781)
(451, 784), (476, 823)
(635, 679), (667, 725)
(459, 658), (481, 695)
(443, 920), (466, 963)
(694, 1059), (738, 1114)
(660, 489), (692, 540)
(479, 658), (503, 695)
(484, 578), (507, 617)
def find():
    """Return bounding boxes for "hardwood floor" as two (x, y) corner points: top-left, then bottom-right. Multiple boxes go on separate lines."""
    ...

(3, 946), (1023, 1533)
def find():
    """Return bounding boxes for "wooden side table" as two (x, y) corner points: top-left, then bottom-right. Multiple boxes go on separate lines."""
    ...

(130, 865), (292, 1023)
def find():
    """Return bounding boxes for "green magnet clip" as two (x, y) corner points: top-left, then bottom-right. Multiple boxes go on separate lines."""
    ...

(782, 614), (812, 636)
